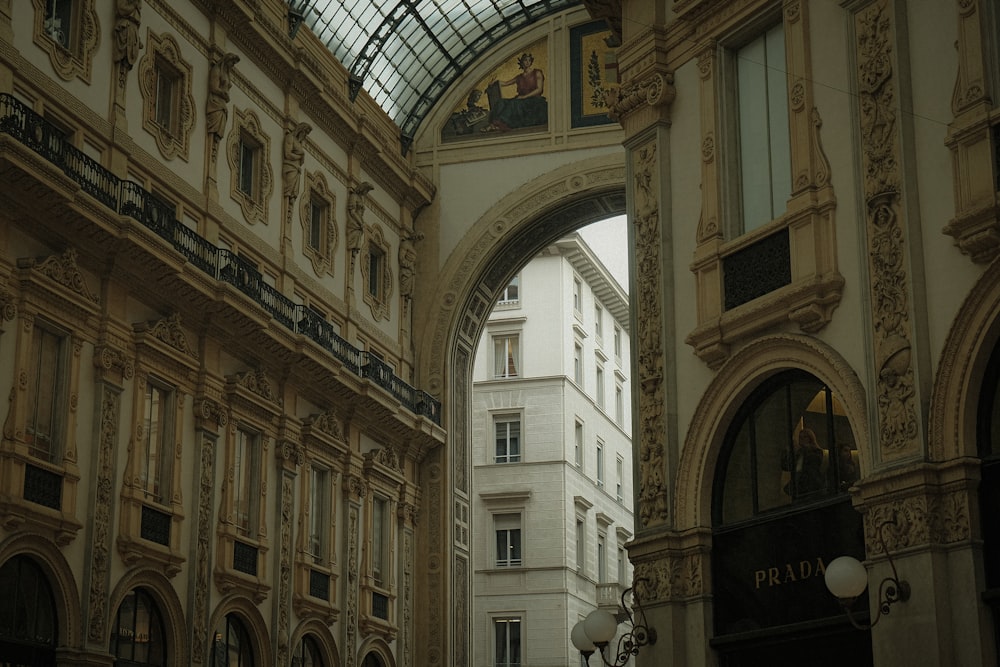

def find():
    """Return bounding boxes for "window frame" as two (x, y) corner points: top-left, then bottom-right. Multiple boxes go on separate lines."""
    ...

(494, 512), (523, 568)
(492, 333), (520, 379)
(226, 107), (274, 225)
(498, 275), (520, 305)
(493, 413), (522, 464)
(32, 0), (99, 82)
(493, 615), (523, 667)
(689, 3), (843, 368)
(596, 438), (605, 488)
(360, 225), (393, 320)
(728, 21), (791, 236)
(110, 587), (168, 666)
(24, 320), (69, 464)
(139, 31), (195, 160)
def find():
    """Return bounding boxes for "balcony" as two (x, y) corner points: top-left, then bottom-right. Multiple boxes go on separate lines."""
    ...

(0, 93), (440, 425)
(597, 581), (626, 614)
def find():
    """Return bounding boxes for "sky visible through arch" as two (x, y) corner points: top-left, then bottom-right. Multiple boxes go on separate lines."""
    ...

(579, 215), (629, 294)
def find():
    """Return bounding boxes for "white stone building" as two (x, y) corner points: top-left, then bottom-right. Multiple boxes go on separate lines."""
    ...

(471, 233), (634, 667)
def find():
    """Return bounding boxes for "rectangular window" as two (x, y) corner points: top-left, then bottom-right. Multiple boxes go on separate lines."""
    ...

(736, 23), (790, 233)
(141, 381), (173, 503)
(594, 303), (603, 340)
(596, 365), (605, 409)
(573, 278), (582, 314)
(575, 518), (585, 570)
(614, 325), (622, 360)
(499, 276), (519, 304)
(238, 133), (259, 200)
(26, 324), (66, 463)
(616, 455), (624, 503)
(233, 427), (260, 538)
(44, 0), (74, 50)
(494, 415), (521, 463)
(573, 343), (583, 385)
(574, 421), (583, 467)
(372, 495), (389, 586)
(495, 513), (522, 567)
(596, 439), (605, 487)
(615, 383), (624, 426)
(308, 465), (330, 563)
(494, 617), (522, 667)
(155, 60), (178, 134)
(493, 334), (520, 378)
(368, 246), (385, 298)
(308, 196), (325, 250)
(598, 534), (607, 583)
(618, 547), (627, 584)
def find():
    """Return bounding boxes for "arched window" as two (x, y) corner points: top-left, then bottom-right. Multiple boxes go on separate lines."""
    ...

(0, 555), (58, 667)
(210, 613), (254, 667)
(111, 588), (167, 665)
(362, 652), (384, 667)
(293, 634), (324, 667)
(715, 370), (858, 525)
(976, 340), (1000, 655)
(711, 370), (871, 666)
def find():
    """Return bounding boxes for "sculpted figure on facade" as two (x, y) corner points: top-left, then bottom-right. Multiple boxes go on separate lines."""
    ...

(347, 181), (374, 255)
(282, 122), (311, 200)
(113, 0), (142, 83)
(398, 229), (424, 299)
(206, 53), (240, 145)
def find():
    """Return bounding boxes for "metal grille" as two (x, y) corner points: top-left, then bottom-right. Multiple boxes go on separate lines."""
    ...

(140, 504), (171, 546)
(723, 228), (792, 311)
(233, 540), (258, 576)
(23, 464), (62, 510)
(372, 591), (389, 620)
(309, 569), (330, 601)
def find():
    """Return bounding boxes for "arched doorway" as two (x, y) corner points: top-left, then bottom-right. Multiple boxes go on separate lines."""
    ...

(0, 554), (58, 667)
(710, 369), (871, 666)
(417, 153), (627, 665)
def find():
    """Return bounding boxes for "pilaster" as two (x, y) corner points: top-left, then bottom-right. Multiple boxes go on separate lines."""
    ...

(849, 459), (994, 666)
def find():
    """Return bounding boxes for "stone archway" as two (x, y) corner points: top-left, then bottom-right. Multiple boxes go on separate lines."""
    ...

(414, 152), (626, 666)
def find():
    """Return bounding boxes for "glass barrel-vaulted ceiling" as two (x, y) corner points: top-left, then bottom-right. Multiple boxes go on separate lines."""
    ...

(302, 0), (581, 148)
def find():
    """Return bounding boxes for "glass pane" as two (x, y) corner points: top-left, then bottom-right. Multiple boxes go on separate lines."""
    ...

(765, 24), (791, 217)
(737, 34), (770, 231)
(722, 421), (753, 523)
(755, 387), (795, 512)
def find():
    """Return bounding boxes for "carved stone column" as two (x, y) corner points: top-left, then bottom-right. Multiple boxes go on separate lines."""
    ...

(83, 339), (132, 653)
(342, 471), (367, 667)
(190, 393), (226, 664)
(273, 424), (302, 667)
(606, 18), (696, 667)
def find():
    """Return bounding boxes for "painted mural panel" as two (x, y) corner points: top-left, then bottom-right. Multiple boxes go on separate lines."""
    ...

(442, 37), (549, 141)
(570, 21), (619, 128)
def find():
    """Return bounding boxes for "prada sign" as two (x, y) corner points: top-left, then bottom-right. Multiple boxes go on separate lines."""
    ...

(713, 501), (866, 635)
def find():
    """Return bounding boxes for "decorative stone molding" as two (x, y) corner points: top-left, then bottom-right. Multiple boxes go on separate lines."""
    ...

(18, 248), (99, 306)
(628, 529), (712, 605)
(688, 1), (842, 369)
(0, 288), (17, 322)
(142, 312), (197, 358)
(228, 368), (282, 409)
(581, 0), (622, 44)
(93, 341), (135, 386)
(227, 107), (274, 225)
(86, 386), (121, 642)
(300, 170), (338, 276)
(361, 224), (393, 321)
(31, 0), (100, 83)
(675, 334), (870, 529)
(853, 0), (920, 461)
(942, 0), (1000, 263)
(605, 69), (675, 125)
(191, 432), (216, 664)
(138, 30), (195, 161)
(632, 141), (670, 529)
(850, 459), (980, 554)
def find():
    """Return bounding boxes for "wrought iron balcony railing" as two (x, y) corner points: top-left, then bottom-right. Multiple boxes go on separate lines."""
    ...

(0, 93), (440, 424)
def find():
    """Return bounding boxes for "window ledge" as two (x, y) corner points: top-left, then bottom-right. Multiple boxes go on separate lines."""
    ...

(686, 272), (845, 369)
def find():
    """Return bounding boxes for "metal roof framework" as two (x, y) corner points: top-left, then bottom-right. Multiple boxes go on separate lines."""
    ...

(298, 0), (580, 152)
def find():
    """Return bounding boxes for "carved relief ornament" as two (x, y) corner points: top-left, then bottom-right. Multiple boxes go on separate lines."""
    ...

(854, 0), (919, 459)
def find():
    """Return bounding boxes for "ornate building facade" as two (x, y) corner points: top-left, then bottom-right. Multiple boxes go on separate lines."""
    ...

(0, 0), (998, 666)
